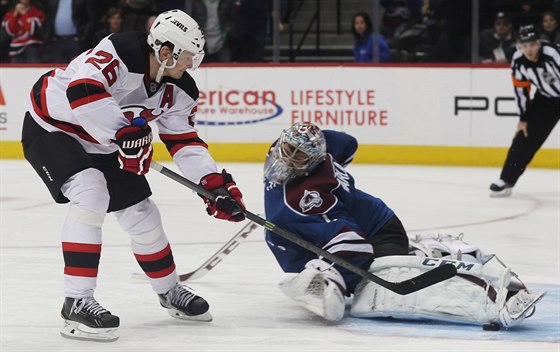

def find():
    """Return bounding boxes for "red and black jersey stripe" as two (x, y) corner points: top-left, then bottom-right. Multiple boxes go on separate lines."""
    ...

(30, 70), (55, 118)
(160, 132), (208, 157)
(29, 71), (100, 144)
(62, 242), (101, 277)
(66, 78), (112, 110)
(134, 244), (176, 279)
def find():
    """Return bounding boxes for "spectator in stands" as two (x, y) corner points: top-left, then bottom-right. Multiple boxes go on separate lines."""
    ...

(192, 0), (235, 63)
(91, 7), (122, 47)
(480, 12), (517, 64)
(421, 0), (471, 62)
(514, 0), (543, 28)
(0, 0), (10, 62)
(540, 10), (560, 47)
(1, 0), (45, 63)
(120, 0), (157, 33)
(352, 11), (391, 63)
(229, 0), (272, 62)
(92, 1), (119, 30)
(43, 0), (96, 63)
(380, 0), (414, 41)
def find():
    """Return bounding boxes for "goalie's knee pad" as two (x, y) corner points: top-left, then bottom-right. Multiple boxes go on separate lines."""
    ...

(409, 233), (493, 264)
(350, 255), (536, 327)
(279, 259), (346, 321)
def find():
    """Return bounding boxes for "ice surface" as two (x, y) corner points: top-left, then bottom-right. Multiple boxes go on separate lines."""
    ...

(1, 160), (558, 351)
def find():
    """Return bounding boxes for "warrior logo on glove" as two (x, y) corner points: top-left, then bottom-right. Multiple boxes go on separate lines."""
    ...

(114, 118), (153, 175)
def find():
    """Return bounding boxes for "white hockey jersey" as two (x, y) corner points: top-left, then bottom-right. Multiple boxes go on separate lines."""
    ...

(25, 31), (216, 183)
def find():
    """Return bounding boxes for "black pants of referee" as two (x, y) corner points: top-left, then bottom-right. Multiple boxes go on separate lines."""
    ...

(500, 93), (560, 185)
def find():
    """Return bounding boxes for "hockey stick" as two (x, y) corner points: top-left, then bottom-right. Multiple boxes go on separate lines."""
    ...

(178, 220), (259, 281)
(131, 220), (259, 282)
(150, 161), (457, 295)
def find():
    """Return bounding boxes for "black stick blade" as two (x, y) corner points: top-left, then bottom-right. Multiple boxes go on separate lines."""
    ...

(389, 264), (458, 295)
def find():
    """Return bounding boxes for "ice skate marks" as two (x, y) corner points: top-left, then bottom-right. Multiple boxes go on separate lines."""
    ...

(341, 284), (559, 343)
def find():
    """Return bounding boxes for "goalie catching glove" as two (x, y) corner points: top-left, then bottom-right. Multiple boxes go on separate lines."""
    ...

(115, 118), (153, 175)
(199, 170), (246, 222)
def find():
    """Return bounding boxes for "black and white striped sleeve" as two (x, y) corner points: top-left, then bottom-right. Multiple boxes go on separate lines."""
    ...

(511, 51), (532, 121)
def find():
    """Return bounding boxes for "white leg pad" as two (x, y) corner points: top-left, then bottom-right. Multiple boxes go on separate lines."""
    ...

(350, 256), (512, 326)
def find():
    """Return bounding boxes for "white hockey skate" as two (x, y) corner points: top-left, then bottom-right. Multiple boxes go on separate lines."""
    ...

(158, 284), (212, 322)
(499, 290), (546, 328)
(60, 297), (119, 342)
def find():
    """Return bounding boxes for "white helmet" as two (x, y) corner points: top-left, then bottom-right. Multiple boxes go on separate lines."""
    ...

(147, 9), (205, 78)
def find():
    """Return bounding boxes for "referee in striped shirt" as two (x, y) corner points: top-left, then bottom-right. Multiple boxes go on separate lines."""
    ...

(490, 25), (560, 197)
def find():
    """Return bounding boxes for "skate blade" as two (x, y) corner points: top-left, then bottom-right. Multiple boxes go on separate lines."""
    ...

(489, 188), (512, 198)
(511, 291), (546, 320)
(166, 308), (213, 322)
(60, 320), (119, 342)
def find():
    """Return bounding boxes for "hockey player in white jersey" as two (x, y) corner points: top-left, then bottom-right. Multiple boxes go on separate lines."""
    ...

(21, 10), (246, 342)
(263, 122), (544, 330)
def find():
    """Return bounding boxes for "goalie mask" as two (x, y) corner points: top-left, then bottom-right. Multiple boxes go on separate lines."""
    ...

(264, 122), (327, 184)
(147, 9), (205, 82)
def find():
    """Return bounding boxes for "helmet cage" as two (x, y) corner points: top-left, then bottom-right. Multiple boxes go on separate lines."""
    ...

(264, 122), (327, 184)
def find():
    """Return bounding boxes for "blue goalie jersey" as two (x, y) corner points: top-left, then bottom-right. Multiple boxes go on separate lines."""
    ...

(264, 130), (395, 291)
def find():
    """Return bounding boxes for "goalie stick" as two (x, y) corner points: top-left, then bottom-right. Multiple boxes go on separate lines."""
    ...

(150, 161), (457, 295)
(132, 220), (259, 282)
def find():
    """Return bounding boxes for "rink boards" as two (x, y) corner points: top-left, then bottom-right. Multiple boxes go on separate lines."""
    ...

(0, 64), (558, 167)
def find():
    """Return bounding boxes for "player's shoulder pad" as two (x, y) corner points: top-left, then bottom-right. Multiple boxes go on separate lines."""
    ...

(108, 31), (150, 74)
(284, 155), (339, 215)
(163, 72), (199, 101)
